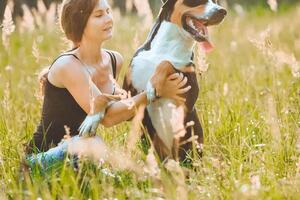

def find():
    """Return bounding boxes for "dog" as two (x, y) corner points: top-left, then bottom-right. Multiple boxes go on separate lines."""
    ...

(123, 0), (227, 162)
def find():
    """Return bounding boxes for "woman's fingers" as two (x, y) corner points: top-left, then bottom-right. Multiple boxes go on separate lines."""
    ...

(101, 94), (118, 101)
(168, 73), (185, 84)
(175, 73), (184, 84)
(167, 73), (180, 81)
(90, 123), (98, 136)
(176, 85), (191, 94)
(173, 95), (186, 103)
(79, 120), (92, 137)
(177, 76), (188, 88)
(79, 123), (87, 136)
(84, 125), (92, 137)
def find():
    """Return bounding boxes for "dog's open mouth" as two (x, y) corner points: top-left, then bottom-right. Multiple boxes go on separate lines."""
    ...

(182, 15), (214, 52)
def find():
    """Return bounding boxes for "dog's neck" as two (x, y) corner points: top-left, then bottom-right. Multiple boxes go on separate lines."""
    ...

(149, 20), (196, 69)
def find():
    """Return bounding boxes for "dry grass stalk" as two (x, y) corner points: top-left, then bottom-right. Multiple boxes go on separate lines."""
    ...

(266, 94), (281, 144)
(295, 129), (300, 152)
(143, 147), (161, 179)
(133, 0), (153, 30)
(195, 45), (209, 75)
(126, 104), (146, 153)
(165, 159), (188, 200)
(19, 5), (35, 32)
(249, 27), (300, 78)
(88, 76), (96, 115)
(1, 4), (15, 49)
(32, 40), (40, 63)
(67, 136), (142, 173)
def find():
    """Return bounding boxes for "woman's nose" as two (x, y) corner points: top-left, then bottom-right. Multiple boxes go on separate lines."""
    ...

(104, 13), (113, 23)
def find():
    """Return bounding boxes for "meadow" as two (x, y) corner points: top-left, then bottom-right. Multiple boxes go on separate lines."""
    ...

(0, 3), (300, 200)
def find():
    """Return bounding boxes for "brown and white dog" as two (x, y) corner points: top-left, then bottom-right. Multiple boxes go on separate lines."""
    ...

(123, 0), (227, 162)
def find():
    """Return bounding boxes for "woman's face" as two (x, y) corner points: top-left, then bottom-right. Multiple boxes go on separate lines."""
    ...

(83, 0), (113, 43)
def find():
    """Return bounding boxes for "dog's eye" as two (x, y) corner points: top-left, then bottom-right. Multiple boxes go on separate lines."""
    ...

(183, 0), (208, 7)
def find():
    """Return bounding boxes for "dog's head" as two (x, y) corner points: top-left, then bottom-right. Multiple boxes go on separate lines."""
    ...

(160, 0), (227, 50)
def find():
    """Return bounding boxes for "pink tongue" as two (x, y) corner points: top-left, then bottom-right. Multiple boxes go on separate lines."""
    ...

(199, 41), (214, 53)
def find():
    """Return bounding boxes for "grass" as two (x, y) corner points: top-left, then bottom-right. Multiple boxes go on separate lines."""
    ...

(0, 5), (300, 200)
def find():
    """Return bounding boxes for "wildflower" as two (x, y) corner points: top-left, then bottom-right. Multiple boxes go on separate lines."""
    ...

(267, 0), (278, 12)
(5, 65), (13, 71)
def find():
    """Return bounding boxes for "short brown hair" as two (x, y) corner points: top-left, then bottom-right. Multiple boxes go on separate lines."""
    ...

(60, 0), (98, 44)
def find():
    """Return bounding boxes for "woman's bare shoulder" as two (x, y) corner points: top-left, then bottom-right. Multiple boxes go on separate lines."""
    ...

(48, 54), (84, 87)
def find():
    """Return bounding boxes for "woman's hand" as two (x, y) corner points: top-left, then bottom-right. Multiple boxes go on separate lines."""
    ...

(158, 73), (191, 104)
(78, 93), (121, 137)
(79, 112), (105, 137)
(114, 87), (128, 100)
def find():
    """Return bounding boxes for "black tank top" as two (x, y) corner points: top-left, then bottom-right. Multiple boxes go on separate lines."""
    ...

(27, 50), (117, 153)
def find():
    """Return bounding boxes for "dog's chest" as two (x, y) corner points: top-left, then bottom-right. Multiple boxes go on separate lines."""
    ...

(131, 21), (195, 92)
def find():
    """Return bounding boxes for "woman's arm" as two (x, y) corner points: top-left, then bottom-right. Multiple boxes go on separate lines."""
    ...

(101, 92), (147, 127)
(48, 56), (105, 114)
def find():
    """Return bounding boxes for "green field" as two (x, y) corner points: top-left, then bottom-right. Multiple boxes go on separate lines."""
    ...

(0, 5), (300, 200)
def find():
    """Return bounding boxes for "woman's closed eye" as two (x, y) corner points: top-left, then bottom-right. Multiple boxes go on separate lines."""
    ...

(95, 9), (110, 17)
(95, 12), (104, 17)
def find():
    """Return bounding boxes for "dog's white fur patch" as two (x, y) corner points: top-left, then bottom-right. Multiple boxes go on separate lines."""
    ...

(131, 21), (195, 150)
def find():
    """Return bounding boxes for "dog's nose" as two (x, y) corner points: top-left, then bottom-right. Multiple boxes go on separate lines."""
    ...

(219, 8), (227, 17)
(208, 7), (227, 26)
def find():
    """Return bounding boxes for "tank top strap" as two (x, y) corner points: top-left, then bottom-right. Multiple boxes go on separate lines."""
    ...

(106, 50), (117, 79)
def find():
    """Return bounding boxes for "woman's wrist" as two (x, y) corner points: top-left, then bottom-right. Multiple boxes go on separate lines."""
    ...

(146, 81), (160, 104)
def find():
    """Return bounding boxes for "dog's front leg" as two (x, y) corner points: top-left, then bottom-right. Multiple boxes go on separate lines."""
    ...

(150, 61), (175, 98)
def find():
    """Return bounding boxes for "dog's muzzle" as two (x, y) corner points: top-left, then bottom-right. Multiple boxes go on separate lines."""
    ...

(204, 1), (227, 26)
(182, 0), (227, 44)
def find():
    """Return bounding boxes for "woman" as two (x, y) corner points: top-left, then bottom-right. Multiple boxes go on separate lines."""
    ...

(26, 0), (190, 165)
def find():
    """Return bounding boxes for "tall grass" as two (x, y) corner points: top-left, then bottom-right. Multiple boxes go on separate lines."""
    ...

(0, 4), (300, 200)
